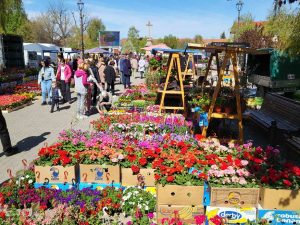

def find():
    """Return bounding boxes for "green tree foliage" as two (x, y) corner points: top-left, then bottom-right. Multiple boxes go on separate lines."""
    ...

(264, 10), (300, 56)
(163, 34), (179, 48)
(194, 34), (204, 43)
(220, 32), (226, 39)
(86, 18), (105, 48)
(230, 13), (255, 40)
(122, 26), (146, 53)
(0, 0), (29, 36)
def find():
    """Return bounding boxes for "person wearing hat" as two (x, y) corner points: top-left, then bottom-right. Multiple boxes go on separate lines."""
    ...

(97, 91), (112, 113)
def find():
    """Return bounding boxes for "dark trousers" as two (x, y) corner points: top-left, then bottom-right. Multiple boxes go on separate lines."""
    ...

(51, 100), (60, 112)
(106, 82), (115, 95)
(123, 75), (131, 89)
(60, 80), (71, 103)
(93, 83), (98, 105)
(0, 110), (12, 152)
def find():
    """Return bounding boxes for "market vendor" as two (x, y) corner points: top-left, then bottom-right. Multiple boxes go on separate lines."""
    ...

(97, 91), (112, 113)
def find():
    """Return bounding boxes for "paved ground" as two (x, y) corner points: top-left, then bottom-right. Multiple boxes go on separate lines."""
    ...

(0, 76), (145, 183)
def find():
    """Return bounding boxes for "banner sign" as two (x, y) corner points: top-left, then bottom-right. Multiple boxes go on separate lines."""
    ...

(99, 31), (120, 47)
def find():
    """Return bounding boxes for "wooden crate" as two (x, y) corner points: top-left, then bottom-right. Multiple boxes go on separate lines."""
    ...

(121, 168), (155, 187)
(209, 187), (259, 207)
(157, 184), (204, 206)
(259, 187), (300, 211)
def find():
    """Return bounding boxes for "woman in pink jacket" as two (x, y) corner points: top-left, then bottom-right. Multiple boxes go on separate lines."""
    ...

(56, 59), (72, 104)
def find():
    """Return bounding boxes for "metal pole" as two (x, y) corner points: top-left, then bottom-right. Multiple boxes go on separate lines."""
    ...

(77, 0), (84, 59)
(236, 0), (243, 42)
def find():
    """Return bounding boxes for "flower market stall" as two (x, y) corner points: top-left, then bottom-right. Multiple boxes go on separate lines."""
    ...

(0, 105), (299, 224)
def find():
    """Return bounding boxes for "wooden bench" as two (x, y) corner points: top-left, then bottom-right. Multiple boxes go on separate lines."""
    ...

(249, 93), (300, 135)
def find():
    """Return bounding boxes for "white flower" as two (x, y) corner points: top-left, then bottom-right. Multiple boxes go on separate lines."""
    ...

(20, 176), (25, 180)
(145, 206), (149, 211)
(25, 175), (30, 179)
(28, 179), (33, 184)
(16, 181), (19, 185)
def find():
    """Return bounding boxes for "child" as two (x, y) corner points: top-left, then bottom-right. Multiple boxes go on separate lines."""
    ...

(50, 82), (62, 113)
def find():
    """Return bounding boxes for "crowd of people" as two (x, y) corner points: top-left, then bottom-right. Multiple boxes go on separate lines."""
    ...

(37, 53), (150, 119)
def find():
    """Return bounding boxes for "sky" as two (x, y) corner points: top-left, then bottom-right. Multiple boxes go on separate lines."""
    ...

(23, 0), (298, 39)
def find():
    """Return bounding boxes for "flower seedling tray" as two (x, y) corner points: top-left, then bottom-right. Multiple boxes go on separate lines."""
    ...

(78, 164), (120, 184)
(208, 186), (259, 207)
(2, 101), (32, 113)
(34, 165), (76, 184)
(156, 184), (204, 206)
(78, 182), (121, 190)
(121, 168), (155, 187)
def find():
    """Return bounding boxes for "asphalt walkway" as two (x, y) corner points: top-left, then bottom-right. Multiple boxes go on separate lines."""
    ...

(0, 76), (145, 182)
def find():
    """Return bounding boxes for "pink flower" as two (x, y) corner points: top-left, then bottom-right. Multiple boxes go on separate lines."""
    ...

(148, 212), (154, 219)
(239, 177), (247, 185)
(241, 160), (248, 166)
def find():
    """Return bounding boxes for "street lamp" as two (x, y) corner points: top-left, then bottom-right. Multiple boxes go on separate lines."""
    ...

(236, 0), (244, 41)
(77, 0), (84, 58)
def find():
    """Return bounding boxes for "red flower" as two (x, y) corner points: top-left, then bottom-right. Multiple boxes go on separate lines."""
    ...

(198, 173), (208, 180)
(180, 147), (188, 155)
(61, 155), (71, 166)
(166, 175), (175, 182)
(53, 158), (60, 165)
(127, 154), (137, 162)
(261, 176), (269, 184)
(253, 157), (263, 164)
(131, 165), (140, 174)
(138, 157), (148, 166)
(283, 179), (292, 187)
(292, 166), (300, 176)
(154, 174), (161, 180)
(195, 134), (205, 141)
(155, 148), (162, 154)
(0, 211), (5, 220)
(40, 204), (47, 211)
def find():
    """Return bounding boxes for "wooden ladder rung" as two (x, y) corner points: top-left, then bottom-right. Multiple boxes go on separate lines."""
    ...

(162, 106), (185, 110)
(157, 90), (183, 94)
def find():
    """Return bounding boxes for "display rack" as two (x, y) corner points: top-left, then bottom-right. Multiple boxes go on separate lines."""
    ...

(182, 53), (196, 81)
(158, 52), (185, 113)
(185, 43), (250, 143)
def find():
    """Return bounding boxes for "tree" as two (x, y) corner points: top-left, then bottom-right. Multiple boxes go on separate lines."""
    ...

(194, 35), (204, 44)
(230, 13), (255, 41)
(122, 26), (146, 53)
(239, 28), (273, 49)
(163, 34), (179, 49)
(220, 32), (226, 39)
(86, 18), (105, 48)
(0, 0), (28, 35)
(264, 10), (300, 56)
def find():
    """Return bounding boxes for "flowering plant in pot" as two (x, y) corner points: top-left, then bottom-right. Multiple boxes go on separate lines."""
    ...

(122, 187), (156, 216)
(188, 94), (210, 112)
(97, 186), (123, 215)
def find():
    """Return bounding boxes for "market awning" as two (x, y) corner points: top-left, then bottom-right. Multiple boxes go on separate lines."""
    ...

(85, 47), (109, 54)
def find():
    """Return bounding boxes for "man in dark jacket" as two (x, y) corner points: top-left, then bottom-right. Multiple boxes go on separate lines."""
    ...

(122, 55), (132, 89)
(0, 109), (18, 156)
(104, 61), (116, 95)
(89, 60), (101, 105)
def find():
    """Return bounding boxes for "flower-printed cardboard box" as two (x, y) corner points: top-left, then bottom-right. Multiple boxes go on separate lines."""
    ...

(34, 165), (76, 184)
(79, 164), (120, 184)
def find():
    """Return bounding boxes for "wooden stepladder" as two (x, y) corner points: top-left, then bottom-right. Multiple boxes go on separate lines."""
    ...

(201, 51), (244, 143)
(159, 53), (185, 113)
(183, 53), (196, 81)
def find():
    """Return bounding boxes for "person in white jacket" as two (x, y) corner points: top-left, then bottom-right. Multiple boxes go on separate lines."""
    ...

(138, 56), (146, 79)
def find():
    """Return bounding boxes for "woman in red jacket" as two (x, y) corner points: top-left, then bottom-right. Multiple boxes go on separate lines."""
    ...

(56, 59), (72, 104)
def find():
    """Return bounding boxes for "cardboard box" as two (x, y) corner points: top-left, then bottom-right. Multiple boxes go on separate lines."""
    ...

(259, 187), (300, 211)
(78, 182), (121, 190)
(79, 164), (120, 184)
(206, 206), (257, 224)
(157, 185), (204, 206)
(258, 208), (300, 225)
(34, 165), (76, 184)
(208, 187), (259, 207)
(157, 205), (205, 225)
(34, 182), (76, 191)
(121, 168), (155, 186)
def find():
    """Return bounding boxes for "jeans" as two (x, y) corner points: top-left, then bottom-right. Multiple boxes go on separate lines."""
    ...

(123, 75), (131, 89)
(0, 110), (12, 152)
(76, 93), (86, 116)
(41, 80), (52, 103)
(51, 99), (59, 112)
(121, 72), (125, 84)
